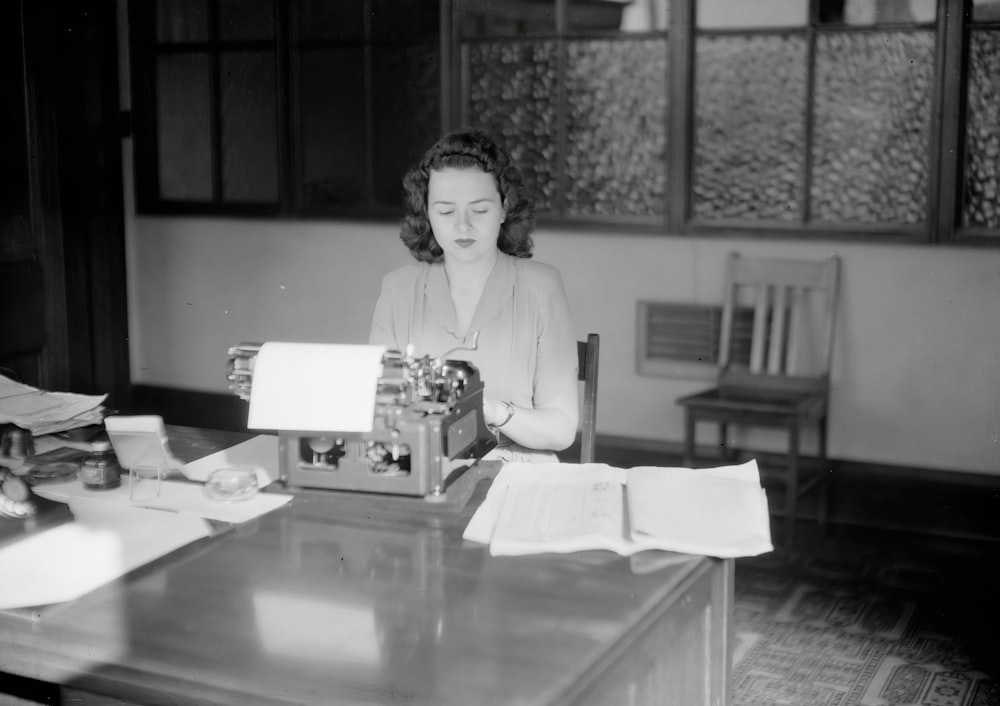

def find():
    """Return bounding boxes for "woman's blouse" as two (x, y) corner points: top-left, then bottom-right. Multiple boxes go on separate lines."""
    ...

(368, 252), (578, 448)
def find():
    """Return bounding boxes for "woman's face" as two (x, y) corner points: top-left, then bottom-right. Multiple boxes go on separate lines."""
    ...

(427, 167), (505, 266)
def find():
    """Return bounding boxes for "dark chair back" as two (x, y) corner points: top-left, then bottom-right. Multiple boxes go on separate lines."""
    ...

(577, 334), (600, 464)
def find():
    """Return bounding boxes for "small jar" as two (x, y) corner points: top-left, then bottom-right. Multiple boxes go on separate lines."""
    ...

(79, 441), (122, 490)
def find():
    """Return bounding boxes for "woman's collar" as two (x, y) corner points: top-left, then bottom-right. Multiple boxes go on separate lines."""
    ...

(425, 252), (516, 338)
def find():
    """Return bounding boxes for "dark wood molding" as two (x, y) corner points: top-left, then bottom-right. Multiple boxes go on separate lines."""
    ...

(597, 432), (1000, 544)
(130, 385), (251, 433)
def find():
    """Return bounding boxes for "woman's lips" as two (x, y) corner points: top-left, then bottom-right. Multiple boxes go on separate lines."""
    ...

(455, 238), (475, 248)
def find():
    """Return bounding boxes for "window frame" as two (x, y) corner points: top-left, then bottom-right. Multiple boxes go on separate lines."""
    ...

(128, 0), (1000, 246)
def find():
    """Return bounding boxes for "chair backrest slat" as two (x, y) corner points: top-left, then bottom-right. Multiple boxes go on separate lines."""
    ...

(767, 285), (788, 375)
(749, 286), (769, 373)
(718, 254), (738, 368)
(786, 286), (804, 376)
(717, 253), (840, 390)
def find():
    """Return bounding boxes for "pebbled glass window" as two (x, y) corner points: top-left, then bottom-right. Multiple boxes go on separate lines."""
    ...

(461, 0), (669, 224)
(962, 6), (1000, 232)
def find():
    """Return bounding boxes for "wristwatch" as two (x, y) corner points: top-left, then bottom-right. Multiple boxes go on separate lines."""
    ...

(489, 401), (515, 432)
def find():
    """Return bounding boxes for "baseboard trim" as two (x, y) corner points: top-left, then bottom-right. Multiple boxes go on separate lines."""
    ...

(130, 384), (249, 432)
(596, 433), (1000, 543)
(595, 433), (999, 486)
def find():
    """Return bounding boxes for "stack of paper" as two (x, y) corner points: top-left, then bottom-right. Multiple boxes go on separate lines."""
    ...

(463, 460), (773, 559)
(0, 375), (106, 436)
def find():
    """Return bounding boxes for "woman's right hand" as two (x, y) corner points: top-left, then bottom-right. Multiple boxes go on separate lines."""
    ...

(482, 399), (504, 427)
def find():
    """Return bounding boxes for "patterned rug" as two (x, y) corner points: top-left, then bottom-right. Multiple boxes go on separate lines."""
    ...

(732, 534), (1000, 706)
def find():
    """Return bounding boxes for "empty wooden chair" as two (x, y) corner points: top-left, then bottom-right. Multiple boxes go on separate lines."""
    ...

(676, 253), (841, 550)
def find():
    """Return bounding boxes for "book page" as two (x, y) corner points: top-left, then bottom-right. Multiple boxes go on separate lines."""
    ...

(463, 462), (623, 545)
(625, 460), (773, 558)
(488, 479), (629, 556)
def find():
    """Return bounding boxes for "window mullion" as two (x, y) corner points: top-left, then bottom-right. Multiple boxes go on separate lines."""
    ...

(802, 5), (817, 226)
(275, 0), (291, 214)
(555, 0), (568, 217)
(208, 0), (222, 204)
(363, 0), (375, 209)
(667, 0), (693, 233)
(932, 0), (967, 243)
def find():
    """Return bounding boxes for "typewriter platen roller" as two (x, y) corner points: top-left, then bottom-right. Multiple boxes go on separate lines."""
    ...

(226, 341), (496, 499)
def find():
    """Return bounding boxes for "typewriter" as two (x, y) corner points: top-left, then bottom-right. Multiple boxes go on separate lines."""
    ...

(226, 340), (496, 499)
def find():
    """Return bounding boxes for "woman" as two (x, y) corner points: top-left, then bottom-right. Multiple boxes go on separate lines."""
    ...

(369, 128), (578, 461)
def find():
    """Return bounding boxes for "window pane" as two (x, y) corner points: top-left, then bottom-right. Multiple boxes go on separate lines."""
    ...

(830, 0), (937, 25)
(565, 38), (668, 217)
(973, 0), (1000, 21)
(294, 0), (365, 41)
(616, 0), (669, 32)
(219, 0), (275, 41)
(371, 44), (441, 209)
(697, 0), (807, 29)
(372, 0), (440, 41)
(220, 52), (278, 202)
(156, 0), (209, 42)
(466, 41), (559, 212)
(693, 34), (806, 222)
(811, 31), (933, 226)
(461, 0), (557, 37)
(566, 0), (635, 32)
(297, 48), (366, 207)
(156, 53), (213, 200)
(963, 30), (1000, 229)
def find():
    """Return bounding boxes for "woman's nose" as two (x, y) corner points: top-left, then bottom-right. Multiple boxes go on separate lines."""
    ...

(457, 211), (472, 231)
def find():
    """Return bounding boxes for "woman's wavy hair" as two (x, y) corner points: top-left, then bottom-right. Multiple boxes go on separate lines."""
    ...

(400, 128), (535, 262)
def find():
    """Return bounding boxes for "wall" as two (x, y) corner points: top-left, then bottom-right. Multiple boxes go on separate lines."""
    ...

(125, 214), (1000, 475)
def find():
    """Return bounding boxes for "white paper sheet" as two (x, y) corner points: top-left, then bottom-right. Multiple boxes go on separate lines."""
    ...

(34, 477), (292, 524)
(0, 499), (211, 611)
(626, 463), (773, 557)
(182, 434), (280, 487)
(462, 463), (624, 545)
(247, 342), (386, 433)
(0, 375), (106, 435)
(465, 460), (772, 559)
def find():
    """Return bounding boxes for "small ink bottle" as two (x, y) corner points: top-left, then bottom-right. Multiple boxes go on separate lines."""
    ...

(79, 441), (122, 490)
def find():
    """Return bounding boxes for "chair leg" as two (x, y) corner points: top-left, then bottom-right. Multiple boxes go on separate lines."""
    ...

(683, 410), (696, 467)
(785, 423), (800, 551)
(718, 423), (730, 461)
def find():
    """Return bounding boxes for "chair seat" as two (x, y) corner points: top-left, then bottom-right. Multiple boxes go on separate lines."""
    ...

(677, 387), (827, 425)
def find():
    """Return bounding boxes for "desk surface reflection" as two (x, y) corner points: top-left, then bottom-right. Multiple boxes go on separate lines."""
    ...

(0, 426), (733, 706)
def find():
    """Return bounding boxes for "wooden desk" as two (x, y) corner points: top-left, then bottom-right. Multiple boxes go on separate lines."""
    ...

(1, 427), (733, 705)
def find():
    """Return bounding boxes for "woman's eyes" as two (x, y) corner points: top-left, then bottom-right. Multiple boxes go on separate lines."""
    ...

(434, 208), (490, 216)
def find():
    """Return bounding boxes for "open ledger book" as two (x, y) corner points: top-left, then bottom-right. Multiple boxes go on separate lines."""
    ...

(464, 460), (772, 558)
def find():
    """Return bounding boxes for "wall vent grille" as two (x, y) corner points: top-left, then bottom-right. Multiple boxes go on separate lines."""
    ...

(637, 302), (757, 378)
